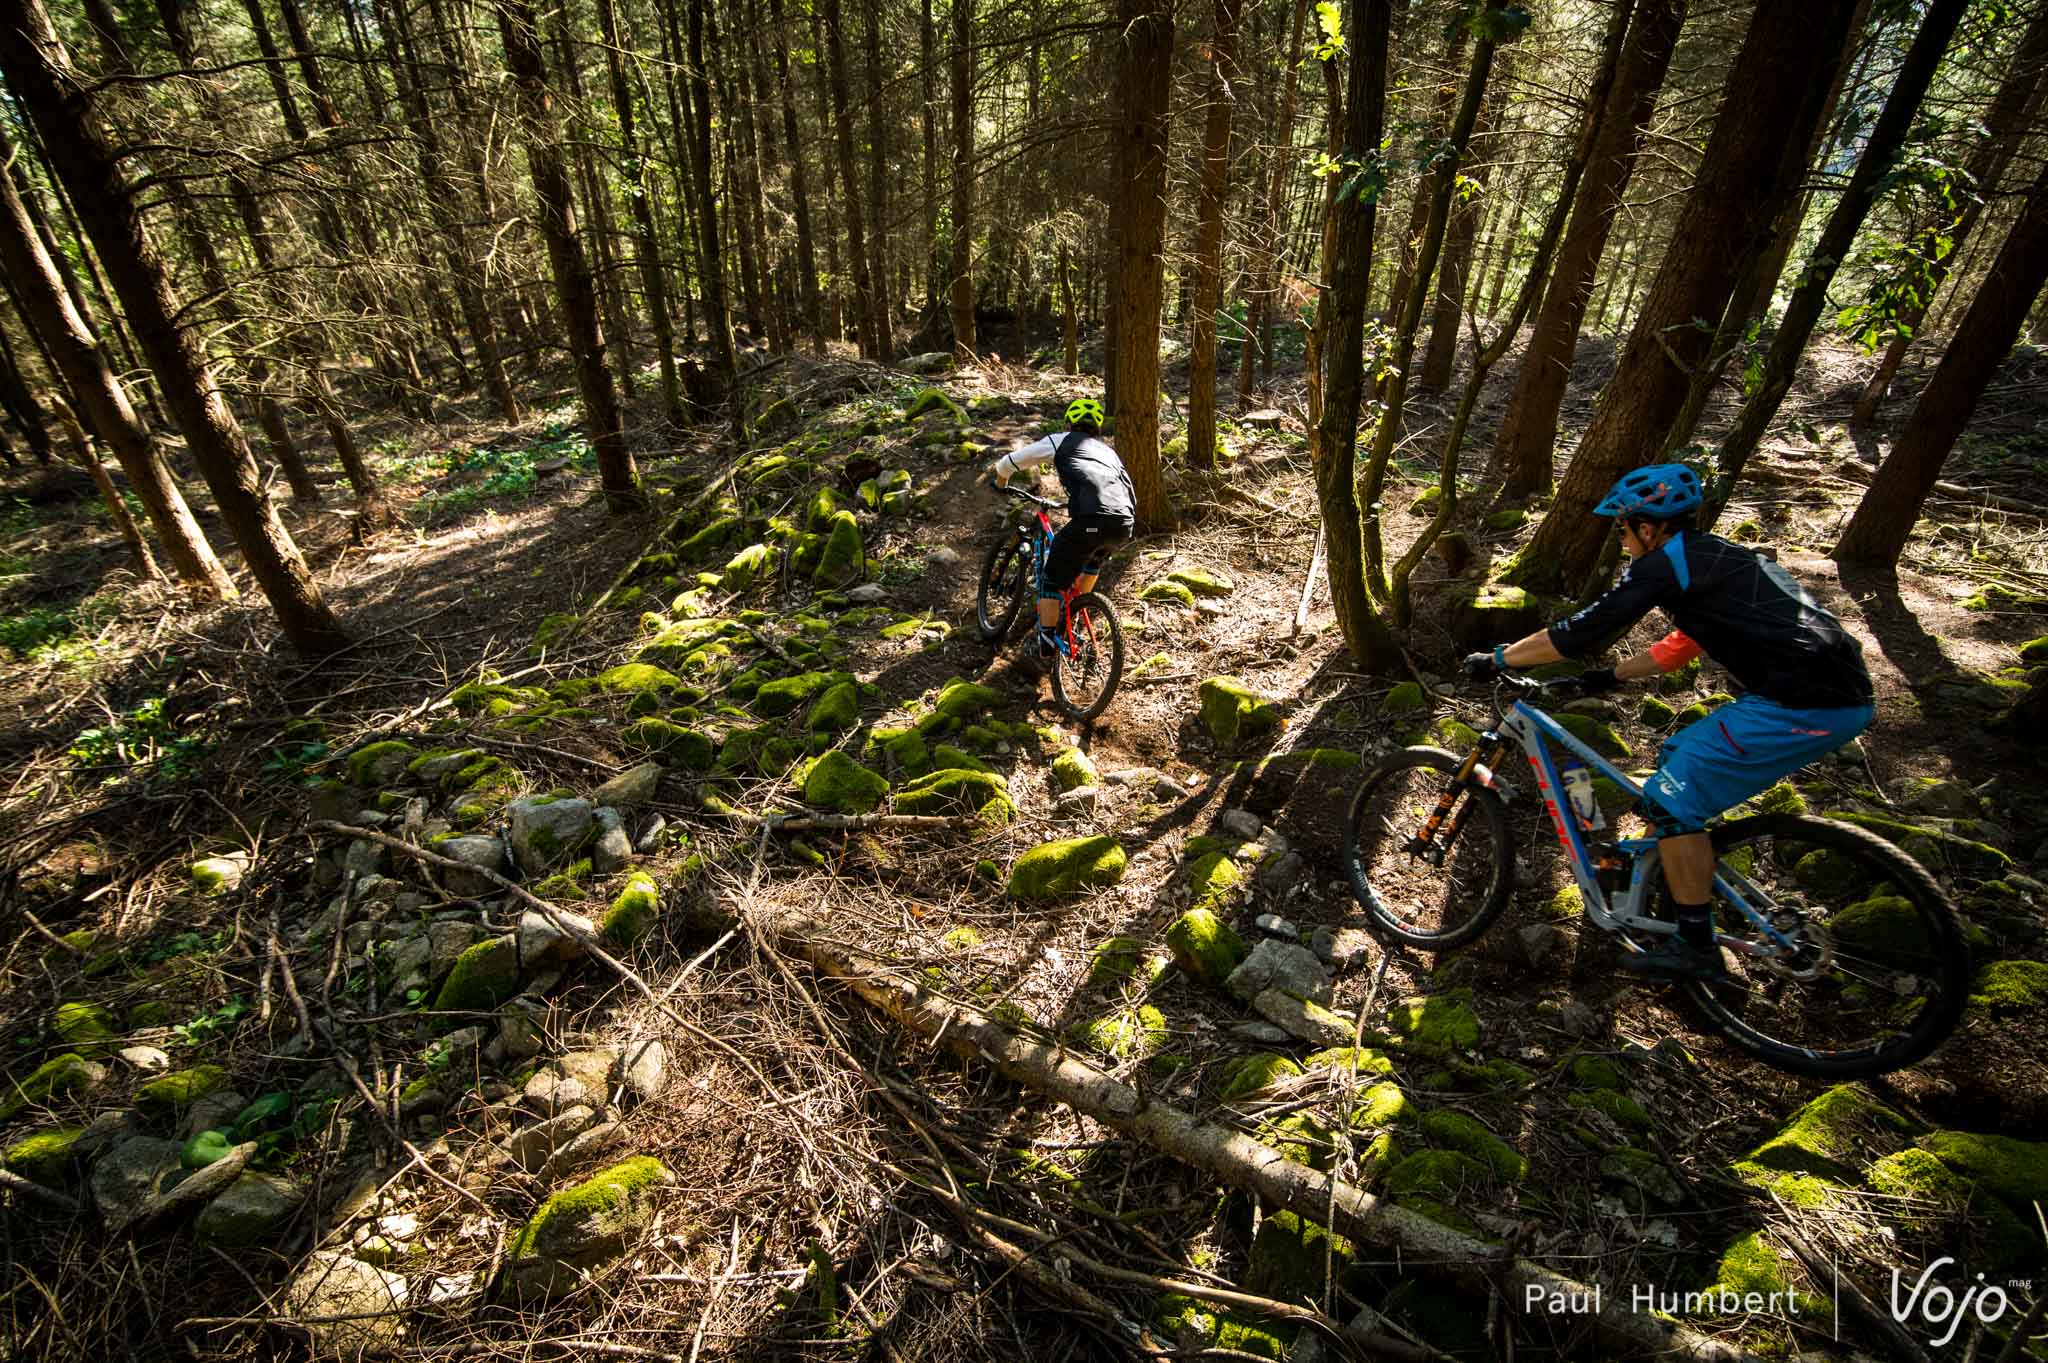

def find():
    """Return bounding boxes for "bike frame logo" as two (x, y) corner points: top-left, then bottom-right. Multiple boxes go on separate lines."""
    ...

(1890, 1259), (2020, 1347)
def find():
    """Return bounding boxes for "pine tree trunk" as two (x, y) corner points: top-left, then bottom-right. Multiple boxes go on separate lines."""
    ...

(821, 0), (879, 360)
(680, 0), (738, 382)
(1853, 2), (2048, 428)
(497, 0), (640, 509)
(1186, 0), (1243, 473)
(1704, 0), (1969, 526)
(768, 0), (825, 352)
(597, 0), (682, 420)
(1835, 154), (2048, 569)
(1314, 0), (1401, 674)
(861, 0), (895, 362)
(1378, 26), (1468, 398)
(1111, 0), (1175, 529)
(0, 0), (343, 646)
(948, 0), (977, 358)
(0, 320), (52, 464)
(921, 0), (940, 314)
(1418, 61), (1504, 391)
(1507, 0), (1860, 596)
(551, 13), (639, 399)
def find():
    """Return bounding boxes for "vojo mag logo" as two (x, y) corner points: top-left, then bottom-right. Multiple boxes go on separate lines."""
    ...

(1890, 1259), (2031, 1349)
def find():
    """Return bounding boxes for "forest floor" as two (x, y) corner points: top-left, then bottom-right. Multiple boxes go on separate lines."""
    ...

(2, 330), (2046, 1363)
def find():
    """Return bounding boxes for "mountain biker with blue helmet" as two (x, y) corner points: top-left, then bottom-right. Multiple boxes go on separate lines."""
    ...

(1464, 462), (1875, 980)
(988, 397), (1136, 670)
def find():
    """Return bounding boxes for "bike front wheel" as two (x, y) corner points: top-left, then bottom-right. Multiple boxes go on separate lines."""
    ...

(1050, 591), (1124, 721)
(976, 527), (1030, 642)
(1673, 813), (1970, 1079)
(1343, 747), (1514, 950)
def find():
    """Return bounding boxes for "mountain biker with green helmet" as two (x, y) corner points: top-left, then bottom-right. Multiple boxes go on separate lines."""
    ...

(988, 397), (1137, 669)
(1463, 462), (1876, 981)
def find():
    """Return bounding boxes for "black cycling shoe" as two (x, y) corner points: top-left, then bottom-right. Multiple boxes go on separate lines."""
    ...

(1621, 936), (1734, 984)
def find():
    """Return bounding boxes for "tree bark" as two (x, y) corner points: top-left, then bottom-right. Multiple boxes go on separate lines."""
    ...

(685, 0), (739, 383)
(597, 0), (683, 421)
(821, 0), (879, 361)
(1418, 57), (1504, 391)
(948, 0), (977, 358)
(0, 0), (343, 646)
(551, 13), (639, 399)
(1313, 0), (1402, 673)
(1507, 0), (1860, 596)
(1853, 1), (2048, 428)
(1704, 0), (1969, 527)
(1111, 0), (1176, 530)
(496, 0), (640, 509)
(1834, 154), (2048, 569)
(768, 0), (825, 353)
(861, 0), (895, 362)
(1186, 0), (1244, 474)
(1490, 0), (1673, 497)
(921, 0), (940, 314)
(1242, 0), (1310, 404)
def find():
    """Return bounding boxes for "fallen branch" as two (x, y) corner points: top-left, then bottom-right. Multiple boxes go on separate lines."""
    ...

(1768, 1192), (1929, 1363)
(1293, 520), (1326, 637)
(0, 1167), (83, 1213)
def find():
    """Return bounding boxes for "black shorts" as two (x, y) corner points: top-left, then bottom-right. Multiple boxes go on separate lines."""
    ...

(1041, 513), (1133, 595)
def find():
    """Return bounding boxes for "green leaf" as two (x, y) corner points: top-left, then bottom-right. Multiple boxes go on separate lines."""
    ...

(233, 1091), (292, 1138)
(182, 1129), (232, 1168)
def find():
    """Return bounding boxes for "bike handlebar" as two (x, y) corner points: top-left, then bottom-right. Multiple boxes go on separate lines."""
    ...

(995, 483), (1061, 510)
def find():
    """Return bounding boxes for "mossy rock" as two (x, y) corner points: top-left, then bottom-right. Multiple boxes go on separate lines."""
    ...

(1794, 847), (1877, 899)
(346, 740), (417, 787)
(52, 1001), (118, 1052)
(1542, 884), (1584, 922)
(1217, 1053), (1303, 1101)
(1139, 579), (1196, 606)
(1186, 850), (1243, 913)
(1050, 747), (1099, 791)
(1430, 718), (1480, 750)
(1555, 712), (1631, 759)
(1734, 1083), (1908, 1207)
(1166, 567), (1234, 598)
(135, 1064), (230, 1120)
(803, 487), (843, 532)
(1418, 1109), (1527, 1181)
(1638, 694), (1676, 726)
(1244, 1208), (1349, 1302)
(1354, 1082), (1419, 1127)
(1484, 508), (1528, 532)
(894, 767), (1015, 824)
(1409, 485), (1442, 514)
(1302, 1046), (1395, 1079)
(1198, 676), (1283, 745)
(1568, 1088), (1654, 1130)
(806, 682), (860, 735)
(931, 678), (1002, 720)
(1069, 1004), (1167, 1060)
(1749, 781), (1808, 817)
(878, 730), (932, 780)
(902, 386), (965, 422)
(812, 510), (865, 587)
(1968, 959), (2048, 1014)
(1382, 681), (1429, 715)
(1441, 580), (1544, 650)
(0, 1053), (100, 1121)
(432, 935), (521, 1014)
(720, 542), (772, 591)
(1164, 908), (1248, 983)
(595, 662), (686, 697)
(1386, 990), (1480, 1055)
(756, 671), (834, 717)
(1386, 1148), (1492, 1199)
(1826, 893), (1947, 971)
(1569, 1054), (1625, 1089)
(1867, 1146), (2041, 1272)
(3, 1126), (84, 1185)
(1917, 1130), (2048, 1213)
(1697, 1231), (1827, 1318)
(801, 751), (889, 815)
(505, 1156), (671, 1295)
(930, 744), (993, 773)
(601, 871), (660, 947)
(1007, 836), (1126, 900)
(620, 718), (715, 769)
(1962, 582), (2048, 612)
(1824, 809), (2012, 879)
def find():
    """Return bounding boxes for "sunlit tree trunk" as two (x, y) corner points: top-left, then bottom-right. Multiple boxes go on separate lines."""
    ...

(822, 0), (880, 359)
(948, 0), (977, 358)
(768, 0), (825, 352)
(861, 0), (896, 362)
(598, 0), (682, 420)
(1110, 0), (1176, 529)
(1186, 0), (1243, 474)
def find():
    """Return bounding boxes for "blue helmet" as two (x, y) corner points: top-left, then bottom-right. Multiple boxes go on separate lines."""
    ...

(1594, 463), (1703, 519)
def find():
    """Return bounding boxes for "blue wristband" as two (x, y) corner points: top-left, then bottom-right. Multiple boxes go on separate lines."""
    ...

(1493, 644), (1508, 670)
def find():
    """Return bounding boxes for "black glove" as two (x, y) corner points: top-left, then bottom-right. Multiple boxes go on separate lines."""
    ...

(1462, 651), (1502, 681)
(1543, 667), (1618, 702)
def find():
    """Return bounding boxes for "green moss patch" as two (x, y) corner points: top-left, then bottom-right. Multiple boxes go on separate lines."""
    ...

(1555, 712), (1630, 759)
(136, 1064), (229, 1120)
(894, 767), (1015, 824)
(1085, 935), (1147, 986)
(1218, 1053), (1302, 1101)
(0, 1053), (99, 1121)
(1007, 836), (1126, 900)
(1198, 677), (1283, 745)
(802, 752), (890, 815)
(3, 1126), (84, 1185)
(1166, 567), (1234, 598)
(1050, 747), (1098, 791)
(620, 718), (715, 769)
(1186, 850), (1243, 913)
(1968, 959), (2048, 1014)
(52, 1001), (117, 1052)
(1382, 681), (1428, 715)
(1164, 908), (1247, 983)
(595, 662), (685, 697)
(1386, 1149), (1492, 1199)
(433, 935), (521, 1014)
(1140, 580), (1195, 606)
(1387, 991), (1480, 1055)
(1419, 1109), (1528, 1181)
(601, 871), (661, 947)
(1918, 1130), (2048, 1212)
(806, 682), (860, 734)
(1070, 1004), (1167, 1060)
(1734, 1083), (1907, 1206)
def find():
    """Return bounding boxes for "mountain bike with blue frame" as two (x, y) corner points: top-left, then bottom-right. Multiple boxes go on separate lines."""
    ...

(1341, 669), (1969, 1079)
(976, 485), (1126, 722)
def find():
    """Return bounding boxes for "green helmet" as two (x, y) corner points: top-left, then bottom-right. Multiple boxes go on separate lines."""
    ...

(1065, 397), (1105, 429)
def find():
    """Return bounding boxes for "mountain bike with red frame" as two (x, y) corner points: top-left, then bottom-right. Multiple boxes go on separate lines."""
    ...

(976, 486), (1125, 722)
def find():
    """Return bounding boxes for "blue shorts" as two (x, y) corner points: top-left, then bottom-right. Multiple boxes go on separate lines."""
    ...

(1641, 694), (1873, 833)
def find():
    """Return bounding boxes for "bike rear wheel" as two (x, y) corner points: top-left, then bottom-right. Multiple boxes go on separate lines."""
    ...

(1672, 813), (1970, 1079)
(976, 527), (1030, 642)
(1343, 747), (1514, 950)
(1050, 591), (1124, 721)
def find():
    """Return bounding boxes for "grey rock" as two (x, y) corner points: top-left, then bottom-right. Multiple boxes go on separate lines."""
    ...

(1252, 914), (1298, 937)
(1228, 1021), (1295, 1045)
(343, 920), (378, 953)
(508, 796), (596, 875)
(347, 809), (389, 828)
(196, 1171), (304, 1244)
(634, 814), (668, 854)
(517, 907), (592, 970)
(180, 1089), (249, 1141)
(523, 1050), (616, 1116)
(928, 546), (962, 570)
(385, 934), (433, 995)
(1226, 939), (1332, 1006)
(536, 1121), (625, 1183)
(1153, 773), (1190, 801)
(594, 763), (663, 810)
(616, 1040), (668, 1103)
(488, 1001), (549, 1065)
(1103, 766), (1157, 786)
(429, 920), (488, 979)
(1830, 737), (1867, 765)
(436, 835), (507, 896)
(1315, 926), (1376, 971)
(283, 1252), (407, 1355)
(1241, 408), (1285, 429)
(117, 1044), (171, 1072)
(591, 807), (634, 875)
(1251, 988), (1352, 1046)
(504, 1104), (598, 1173)
(73, 1109), (139, 1160)
(1258, 852), (1307, 894)
(897, 351), (953, 375)
(413, 749), (483, 784)
(1054, 786), (1100, 817)
(1549, 999), (1600, 1038)
(343, 839), (386, 879)
(90, 1136), (182, 1227)
(846, 583), (888, 604)
(1217, 809), (1263, 841)
(1517, 923), (1563, 968)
